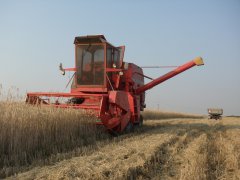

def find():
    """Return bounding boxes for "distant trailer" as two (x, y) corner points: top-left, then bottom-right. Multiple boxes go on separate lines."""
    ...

(207, 108), (223, 120)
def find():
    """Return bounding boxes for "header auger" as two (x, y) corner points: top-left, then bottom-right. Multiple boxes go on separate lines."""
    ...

(26, 35), (204, 134)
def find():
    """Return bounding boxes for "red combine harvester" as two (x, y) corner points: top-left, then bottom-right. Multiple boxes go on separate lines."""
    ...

(26, 35), (204, 134)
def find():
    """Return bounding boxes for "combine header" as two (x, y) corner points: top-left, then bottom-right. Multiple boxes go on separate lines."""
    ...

(26, 35), (204, 134)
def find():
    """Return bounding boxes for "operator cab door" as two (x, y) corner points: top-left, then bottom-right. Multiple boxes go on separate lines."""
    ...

(76, 44), (104, 86)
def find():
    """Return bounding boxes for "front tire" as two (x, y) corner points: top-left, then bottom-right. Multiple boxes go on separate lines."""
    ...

(125, 122), (134, 133)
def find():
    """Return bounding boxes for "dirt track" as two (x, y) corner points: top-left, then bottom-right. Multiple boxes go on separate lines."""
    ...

(9, 117), (240, 180)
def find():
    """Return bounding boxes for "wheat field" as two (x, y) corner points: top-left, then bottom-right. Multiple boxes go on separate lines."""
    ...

(0, 101), (239, 179)
(0, 101), (108, 178)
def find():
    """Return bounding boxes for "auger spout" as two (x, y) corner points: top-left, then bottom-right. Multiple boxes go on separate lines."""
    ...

(135, 57), (204, 95)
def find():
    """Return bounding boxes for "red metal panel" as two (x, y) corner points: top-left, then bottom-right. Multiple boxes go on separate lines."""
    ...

(71, 87), (108, 93)
(27, 92), (107, 98)
(120, 111), (131, 131)
(64, 68), (76, 71)
(42, 104), (100, 110)
(109, 91), (130, 112)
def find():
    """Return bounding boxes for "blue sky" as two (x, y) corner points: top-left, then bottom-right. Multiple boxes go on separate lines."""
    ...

(0, 0), (239, 115)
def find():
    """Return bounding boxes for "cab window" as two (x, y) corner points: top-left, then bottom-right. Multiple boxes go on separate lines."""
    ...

(113, 49), (120, 68)
(107, 48), (112, 67)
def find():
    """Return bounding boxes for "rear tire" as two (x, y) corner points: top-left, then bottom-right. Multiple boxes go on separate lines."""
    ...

(139, 115), (143, 127)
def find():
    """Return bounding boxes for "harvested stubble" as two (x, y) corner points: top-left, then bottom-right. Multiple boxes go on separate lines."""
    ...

(142, 109), (203, 120)
(0, 101), (99, 178)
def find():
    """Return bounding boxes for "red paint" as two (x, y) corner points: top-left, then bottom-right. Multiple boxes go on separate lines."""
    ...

(26, 35), (203, 134)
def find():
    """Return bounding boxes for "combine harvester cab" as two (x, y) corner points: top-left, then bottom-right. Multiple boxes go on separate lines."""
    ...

(26, 35), (204, 134)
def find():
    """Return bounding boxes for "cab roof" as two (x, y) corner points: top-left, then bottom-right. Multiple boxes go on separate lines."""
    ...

(74, 35), (107, 44)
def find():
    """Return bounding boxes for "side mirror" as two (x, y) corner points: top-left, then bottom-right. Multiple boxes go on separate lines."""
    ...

(59, 63), (65, 75)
